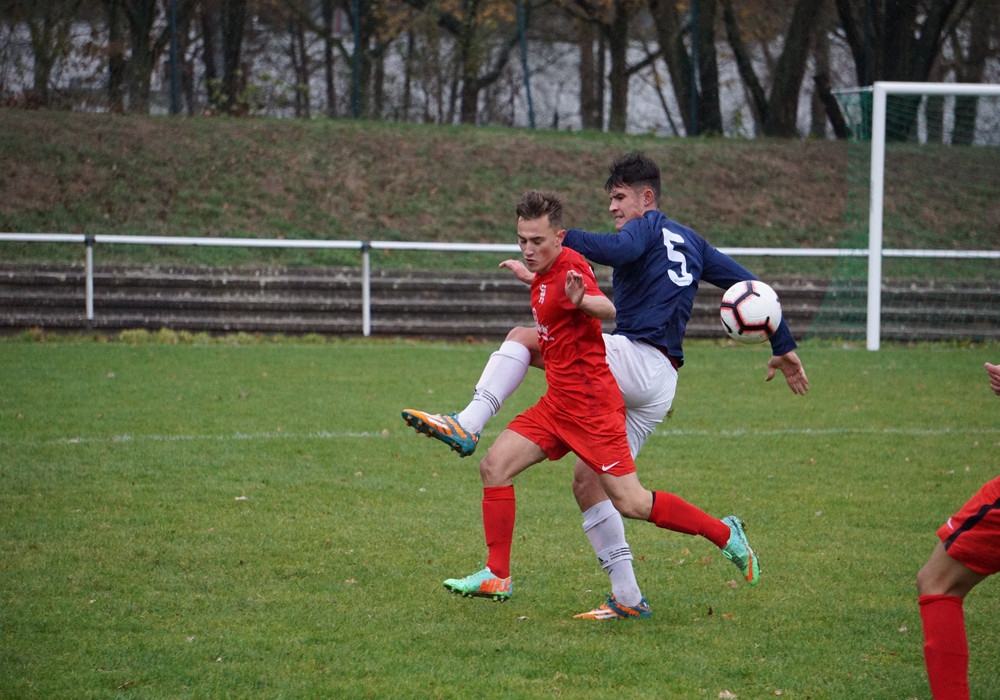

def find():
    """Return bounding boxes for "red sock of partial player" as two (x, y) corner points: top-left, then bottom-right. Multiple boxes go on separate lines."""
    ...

(919, 594), (970, 700)
(482, 486), (515, 579)
(648, 491), (731, 548)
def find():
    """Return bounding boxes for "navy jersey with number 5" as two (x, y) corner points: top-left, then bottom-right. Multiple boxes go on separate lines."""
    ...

(564, 210), (797, 366)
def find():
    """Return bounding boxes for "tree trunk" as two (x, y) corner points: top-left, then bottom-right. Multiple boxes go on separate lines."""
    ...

(694, 0), (722, 135)
(577, 19), (601, 130)
(105, 0), (126, 112)
(606, 1), (631, 133)
(457, 0), (482, 124)
(288, 15), (310, 118)
(200, 0), (219, 112)
(720, 0), (769, 131)
(814, 73), (850, 139)
(27, 16), (56, 105)
(764, 0), (825, 137)
(221, 0), (248, 114)
(322, 0), (337, 118)
(124, 0), (158, 114)
(810, 29), (830, 138)
(648, 0), (694, 135)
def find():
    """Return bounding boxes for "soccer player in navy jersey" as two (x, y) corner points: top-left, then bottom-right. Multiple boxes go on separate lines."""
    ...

(438, 190), (759, 607)
(404, 152), (808, 619)
(916, 361), (1000, 700)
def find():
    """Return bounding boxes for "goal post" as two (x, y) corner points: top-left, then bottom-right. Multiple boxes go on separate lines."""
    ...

(867, 82), (1000, 350)
(832, 82), (1000, 351)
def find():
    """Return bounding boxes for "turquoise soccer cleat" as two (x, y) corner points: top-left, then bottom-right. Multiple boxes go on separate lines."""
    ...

(443, 566), (512, 602)
(721, 515), (760, 585)
(573, 594), (651, 620)
(402, 409), (480, 457)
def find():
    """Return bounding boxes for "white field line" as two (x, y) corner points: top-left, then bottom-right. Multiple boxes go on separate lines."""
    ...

(4, 425), (998, 447)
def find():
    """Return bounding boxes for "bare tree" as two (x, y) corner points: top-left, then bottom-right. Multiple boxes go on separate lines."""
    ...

(721, 0), (826, 137)
(833, 0), (975, 140)
(647, 0), (723, 135)
(575, 16), (604, 130)
(400, 0), (519, 125)
(951, 0), (999, 144)
(551, 0), (609, 131)
(2, 0), (82, 106)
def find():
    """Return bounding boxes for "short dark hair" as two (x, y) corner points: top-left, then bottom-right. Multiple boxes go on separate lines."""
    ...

(605, 152), (661, 204)
(516, 190), (563, 229)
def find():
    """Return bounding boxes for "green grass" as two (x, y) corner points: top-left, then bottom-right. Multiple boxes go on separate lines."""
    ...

(2, 335), (999, 698)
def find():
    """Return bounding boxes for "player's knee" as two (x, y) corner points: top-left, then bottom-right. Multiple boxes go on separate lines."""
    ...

(478, 455), (499, 485)
(916, 558), (956, 597)
(606, 493), (644, 520)
(505, 326), (535, 345)
(915, 562), (933, 595)
(478, 451), (516, 487)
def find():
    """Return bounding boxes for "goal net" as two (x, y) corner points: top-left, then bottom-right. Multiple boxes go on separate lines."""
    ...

(813, 82), (1000, 349)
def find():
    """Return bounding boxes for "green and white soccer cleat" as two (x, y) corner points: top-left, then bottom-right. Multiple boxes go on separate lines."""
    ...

(573, 594), (651, 620)
(402, 409), (480, 457)
(721, 515), (760, 585)
(443, 566), (512, 602)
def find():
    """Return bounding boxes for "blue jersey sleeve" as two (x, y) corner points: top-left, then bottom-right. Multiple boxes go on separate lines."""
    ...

(563, 226), (647, 267)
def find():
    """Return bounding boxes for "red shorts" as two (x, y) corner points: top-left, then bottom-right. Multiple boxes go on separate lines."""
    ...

(937, 475), (1000, 575)
(507, 396), (636, 476)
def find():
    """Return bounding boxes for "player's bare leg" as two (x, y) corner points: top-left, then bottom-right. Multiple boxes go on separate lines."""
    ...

(599, 471), (760, 585)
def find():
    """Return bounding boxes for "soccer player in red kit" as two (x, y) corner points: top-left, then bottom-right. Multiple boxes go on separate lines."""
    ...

(442, 190), (758, 603)
(916, 361), (1000, 700)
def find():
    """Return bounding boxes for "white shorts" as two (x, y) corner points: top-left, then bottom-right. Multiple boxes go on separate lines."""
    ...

(602, 333), (678, 458)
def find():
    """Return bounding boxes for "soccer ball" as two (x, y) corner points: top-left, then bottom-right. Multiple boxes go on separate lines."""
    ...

(719, 280), (782, 344)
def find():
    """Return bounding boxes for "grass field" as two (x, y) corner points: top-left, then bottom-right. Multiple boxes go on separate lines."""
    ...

(2, 335), (999, 699)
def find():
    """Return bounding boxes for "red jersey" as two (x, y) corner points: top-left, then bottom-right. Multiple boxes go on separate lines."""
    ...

(530, 247), (624, 417)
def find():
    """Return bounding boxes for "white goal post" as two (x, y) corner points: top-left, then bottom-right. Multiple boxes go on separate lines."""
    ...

(865, 81), (1000, 351)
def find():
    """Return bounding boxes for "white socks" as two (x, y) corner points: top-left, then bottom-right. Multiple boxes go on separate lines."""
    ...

(456, 340), (531, 434)
(582, 500), (643, 607)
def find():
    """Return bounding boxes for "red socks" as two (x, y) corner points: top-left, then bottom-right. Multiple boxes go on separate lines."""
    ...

(482, 486), (515, 579)
(647, 491), (731, 548)
(919, 594), (969, 700)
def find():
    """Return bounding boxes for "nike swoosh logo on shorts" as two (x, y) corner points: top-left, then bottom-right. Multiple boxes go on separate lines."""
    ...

(601, 462), (620, 472)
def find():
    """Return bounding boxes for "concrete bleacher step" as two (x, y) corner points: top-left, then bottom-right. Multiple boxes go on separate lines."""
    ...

(1, 262), (998, 342)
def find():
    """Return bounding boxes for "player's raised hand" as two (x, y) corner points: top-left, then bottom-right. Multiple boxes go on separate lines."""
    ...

(766, 351), (809, 395)
(986, 362), (1000, 396)
(564, 269), (586, 307)
(499, 259), (534, 284)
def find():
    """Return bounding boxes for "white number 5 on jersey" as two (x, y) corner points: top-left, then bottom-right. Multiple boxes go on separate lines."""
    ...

(663, 228), (693, 286)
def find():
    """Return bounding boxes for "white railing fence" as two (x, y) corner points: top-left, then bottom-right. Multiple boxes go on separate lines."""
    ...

(5, 232), (998, 346)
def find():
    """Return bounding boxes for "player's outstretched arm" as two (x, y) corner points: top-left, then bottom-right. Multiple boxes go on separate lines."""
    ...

(986, 361), (1000, 396)
(499, 259), (534, 284)
(766, 351), (809, 395)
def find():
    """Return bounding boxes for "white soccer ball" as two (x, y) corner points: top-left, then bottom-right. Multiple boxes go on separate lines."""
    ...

(719, 280), (782, 344)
